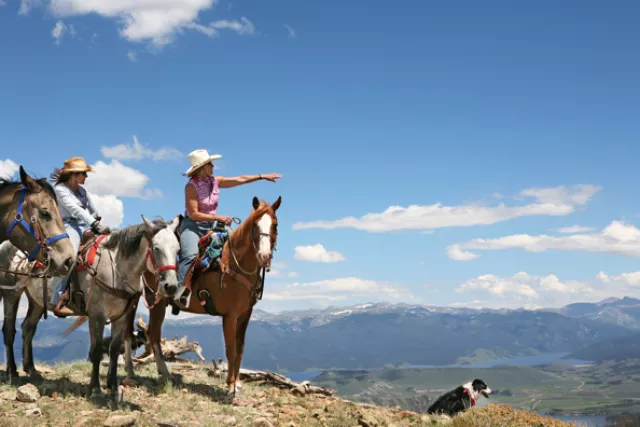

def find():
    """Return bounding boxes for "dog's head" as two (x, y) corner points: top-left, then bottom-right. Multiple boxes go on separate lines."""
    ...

(471, 379), (492, 399)
(131, 327), (148, 350)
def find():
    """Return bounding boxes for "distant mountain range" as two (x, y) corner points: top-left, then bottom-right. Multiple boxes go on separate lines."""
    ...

(3, 297), (640, 372)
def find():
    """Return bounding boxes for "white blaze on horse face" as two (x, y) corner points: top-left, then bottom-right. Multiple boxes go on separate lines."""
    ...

(147, 225), (180, 295)
(256, 214), (273, 265)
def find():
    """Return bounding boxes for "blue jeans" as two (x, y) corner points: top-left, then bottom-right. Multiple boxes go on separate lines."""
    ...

(51, 220), (89, 305)
(177, 217), (217, 287)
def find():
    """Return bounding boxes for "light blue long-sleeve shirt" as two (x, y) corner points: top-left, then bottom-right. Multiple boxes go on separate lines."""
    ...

(53, 183), (100, 226)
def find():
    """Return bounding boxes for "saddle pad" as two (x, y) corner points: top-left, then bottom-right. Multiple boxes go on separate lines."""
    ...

(76, 234), (108, 271)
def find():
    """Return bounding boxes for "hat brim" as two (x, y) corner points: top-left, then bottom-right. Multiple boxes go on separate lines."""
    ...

(185, 154), (222, 176)
(60, 165), (95, 174)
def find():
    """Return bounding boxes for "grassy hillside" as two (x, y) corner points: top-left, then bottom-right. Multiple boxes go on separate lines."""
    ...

(0, 361), (576, 426)
(314, 360), (640, 417)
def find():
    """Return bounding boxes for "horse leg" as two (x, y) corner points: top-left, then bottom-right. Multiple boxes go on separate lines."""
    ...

(21, 295), (44, 378)
(88, 314), (107, 396)
(123, 301), (138, 384)
(148, 301), (171, 381)
(222, 314), (238, 398)
(233, 309), (252, 390)
(2, 291), (21, 383)
(107, 316), (126, 399)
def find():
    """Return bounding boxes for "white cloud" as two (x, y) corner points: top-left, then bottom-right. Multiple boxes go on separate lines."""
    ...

(0, 159), (19, 179)
(83, 159), (163, 200)
(447, 245), (479, 261)
(90, 194), (124, 228)
(100, 136), (182, 161)
(52, 20), (65, 46)
(556, 225), (595, 234)
(42, 0), (254, 46)
(448, 220), (640, 261)
(294, 244), (346, 263)
(19, 0), (36, 15)
(265, 262), (299, 278)
(284, 24), (296, 38)
(293, 185), (600, 233)
(0, 0), (7, 7)
(127, 51), (137, 62)
(264, 277), (415, 305)
(454, 270), (640, 309)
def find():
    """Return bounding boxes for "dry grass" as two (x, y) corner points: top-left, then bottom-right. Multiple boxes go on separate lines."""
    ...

(0, 361), (577, 426)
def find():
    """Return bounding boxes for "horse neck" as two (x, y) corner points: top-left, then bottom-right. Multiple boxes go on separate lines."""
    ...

(226, 215), (258, 273)
(0, 185), (18, 239)
(114, 236), (151, 284)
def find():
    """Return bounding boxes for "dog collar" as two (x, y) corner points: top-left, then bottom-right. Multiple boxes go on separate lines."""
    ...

(463, 388), (475, 406)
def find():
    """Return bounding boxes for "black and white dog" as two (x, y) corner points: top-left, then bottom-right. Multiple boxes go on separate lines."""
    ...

(427, 379), (492, 416)
(88, 327), (148, 360)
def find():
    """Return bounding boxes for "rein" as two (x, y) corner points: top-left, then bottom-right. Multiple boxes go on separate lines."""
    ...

(219, 216), (272, 303)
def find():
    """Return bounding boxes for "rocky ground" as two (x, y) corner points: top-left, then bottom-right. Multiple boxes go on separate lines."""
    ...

(0, 361), (578, 426)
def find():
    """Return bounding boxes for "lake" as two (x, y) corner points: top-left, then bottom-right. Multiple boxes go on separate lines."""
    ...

(284, 352), (594, 382)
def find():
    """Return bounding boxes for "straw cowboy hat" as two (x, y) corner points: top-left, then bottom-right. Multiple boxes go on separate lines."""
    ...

(59, 157), (94, 175)
(185, 149), (222, 176)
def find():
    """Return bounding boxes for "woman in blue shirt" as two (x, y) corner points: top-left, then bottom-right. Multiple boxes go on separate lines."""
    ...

(49, 157), (110, 317)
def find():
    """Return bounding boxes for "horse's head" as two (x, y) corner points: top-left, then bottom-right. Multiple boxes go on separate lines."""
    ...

(142, 214), (181, 297)
(251, 196), (281, 268)
(2, 166), (75, 276)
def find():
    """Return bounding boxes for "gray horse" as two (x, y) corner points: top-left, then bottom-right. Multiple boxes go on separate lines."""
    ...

(0, 215), (180, 398)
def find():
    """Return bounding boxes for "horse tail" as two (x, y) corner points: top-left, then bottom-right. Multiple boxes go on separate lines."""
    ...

(63, 316), (88, 336)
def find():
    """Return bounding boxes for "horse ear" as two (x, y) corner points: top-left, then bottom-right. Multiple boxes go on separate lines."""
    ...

(168, 215), (181, 233)
(19, 166), (38, 192)
(141, 214), (155, 234)
(252, 196), (260, 210)
(271, 196), (282, 212)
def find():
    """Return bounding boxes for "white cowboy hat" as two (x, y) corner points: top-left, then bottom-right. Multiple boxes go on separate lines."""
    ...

(184, 149), (222, 176)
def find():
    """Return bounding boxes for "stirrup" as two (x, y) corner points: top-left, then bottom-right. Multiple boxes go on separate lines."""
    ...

(174, 286), (191, 308)
(71, 290), (86, 314)
(53, 293), (73, 318)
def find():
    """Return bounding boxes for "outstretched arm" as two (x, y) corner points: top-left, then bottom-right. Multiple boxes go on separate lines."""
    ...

(217, 173), (281, 189)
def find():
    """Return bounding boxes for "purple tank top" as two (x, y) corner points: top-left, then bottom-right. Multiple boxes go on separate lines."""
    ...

(186, 176), (219, 217)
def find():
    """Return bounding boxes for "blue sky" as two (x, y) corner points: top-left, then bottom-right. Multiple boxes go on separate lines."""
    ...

(2, 0), (640, 313)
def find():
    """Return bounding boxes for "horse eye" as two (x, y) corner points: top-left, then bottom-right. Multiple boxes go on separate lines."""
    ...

(39, 209), (52, 220)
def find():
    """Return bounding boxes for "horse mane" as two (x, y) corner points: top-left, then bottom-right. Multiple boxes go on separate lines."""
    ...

(0, 177), (57, 202)
(230, 200), (273, 243)
(102, 218), (168, 258)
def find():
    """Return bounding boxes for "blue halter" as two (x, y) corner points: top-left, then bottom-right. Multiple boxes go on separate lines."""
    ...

(5, 186), (70, 262)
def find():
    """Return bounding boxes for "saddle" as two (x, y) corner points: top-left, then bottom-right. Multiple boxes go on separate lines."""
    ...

(55, 231), (109, 316)
(183, 226), (229, 292)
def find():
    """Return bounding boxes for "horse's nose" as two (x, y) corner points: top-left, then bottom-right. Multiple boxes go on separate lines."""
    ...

(63, 257), (75, 273)
(258, 252), (272, 265)
(165, 284), (178, 297)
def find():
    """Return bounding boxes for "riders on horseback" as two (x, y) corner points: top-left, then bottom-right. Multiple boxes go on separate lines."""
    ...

(49, 157), (111, 317)
(174, 149), (281, 307)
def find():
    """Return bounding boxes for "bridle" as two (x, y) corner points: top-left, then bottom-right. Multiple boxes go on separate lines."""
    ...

(5, 185), (70, 265)
(142, 231), (178, 309)
(227, 215), (278, 276)
(0, 185), (70, 321)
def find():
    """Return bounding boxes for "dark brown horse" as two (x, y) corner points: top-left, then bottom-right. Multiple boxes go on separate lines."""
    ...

(127, 196), (281, 397)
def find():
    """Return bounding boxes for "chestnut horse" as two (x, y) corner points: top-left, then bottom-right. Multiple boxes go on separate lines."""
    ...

(127, 196), (281, 397)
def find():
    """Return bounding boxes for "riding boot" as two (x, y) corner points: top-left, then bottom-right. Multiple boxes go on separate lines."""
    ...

(53, 290), (74, 318)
